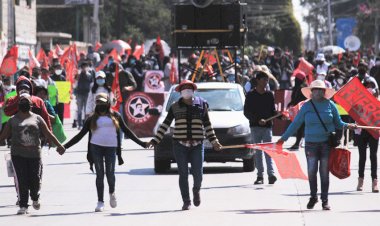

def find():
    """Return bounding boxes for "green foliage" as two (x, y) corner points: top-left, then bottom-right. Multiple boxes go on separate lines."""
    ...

(245, 0), (302, 54)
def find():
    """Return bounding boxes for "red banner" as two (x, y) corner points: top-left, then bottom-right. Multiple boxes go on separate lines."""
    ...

(124, 92), (165, 137)
(247, 143), (308, 180)
(28, 49), (40, 74)
(0, 46), (18, 76)
(333, 77), (380, 139)
(36, 48), (47, 65)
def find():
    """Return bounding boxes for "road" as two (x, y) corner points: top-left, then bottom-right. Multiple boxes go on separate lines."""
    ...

(1, 122), (380, 226)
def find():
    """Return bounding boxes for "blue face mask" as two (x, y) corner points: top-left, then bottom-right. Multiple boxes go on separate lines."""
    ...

(96, 79), (105, 86)
(130, 59), (136, 65)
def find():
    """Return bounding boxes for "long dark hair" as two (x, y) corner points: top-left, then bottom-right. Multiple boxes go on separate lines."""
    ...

(90, 104), (119, 131)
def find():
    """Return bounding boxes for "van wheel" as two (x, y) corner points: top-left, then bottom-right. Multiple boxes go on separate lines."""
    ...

(243, 157), (255, 172)
(154, 159), (171, 173)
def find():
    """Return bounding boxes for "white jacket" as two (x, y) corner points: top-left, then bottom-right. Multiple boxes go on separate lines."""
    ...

(85, 85), (114, 115)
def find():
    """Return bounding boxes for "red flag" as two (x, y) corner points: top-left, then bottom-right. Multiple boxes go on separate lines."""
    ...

(169, 56), (177, 84)
(96, 49), (119, 72)
(111, 64), (122, 112)
(338, 53), (343, 63)
(95, 41), (102, 52)
(55, 44), (64, 57)
(41, 56), (49, 70)
(48, 49), (57, 65)
(333, 77), (380, 139)
(353, 52), (361, 67)
(0, 46), (18, 76)
(156, 36), (165, 65)
(287, 100), (307, 121)
(28, 49), (40, 73)
(293, 58), (314, 85)
(36, 48), (47, 65)
(133, 44), (144, 60)
(248, 143), (308, 180)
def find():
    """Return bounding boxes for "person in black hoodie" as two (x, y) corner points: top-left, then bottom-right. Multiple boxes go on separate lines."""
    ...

(64, 93), (147, 212)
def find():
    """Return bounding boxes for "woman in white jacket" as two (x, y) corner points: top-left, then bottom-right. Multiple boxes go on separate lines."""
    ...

(86, 71), (114, 117)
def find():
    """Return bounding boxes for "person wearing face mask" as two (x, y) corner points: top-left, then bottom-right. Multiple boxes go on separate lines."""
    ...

(277, 80), (357, 211)
(50, 64), (66, 123)
(354, 62), (380, 193)
(85, 71), (114, 117)
(315, 53), (330, 76)
(0, 93), (65, 215)
(74, 61), (94, 129)
(64, 93), (147, 212)
(147, 80), (222, 211)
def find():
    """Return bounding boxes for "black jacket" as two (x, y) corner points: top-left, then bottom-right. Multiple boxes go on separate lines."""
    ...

(64, 111), (145, 171)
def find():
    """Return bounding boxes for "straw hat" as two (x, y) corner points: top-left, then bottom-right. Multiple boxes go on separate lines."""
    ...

(95, 92), (110, 103)
(301, 80), (335, 99)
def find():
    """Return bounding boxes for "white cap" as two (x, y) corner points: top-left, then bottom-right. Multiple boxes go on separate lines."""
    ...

(96, 71), (106, 79)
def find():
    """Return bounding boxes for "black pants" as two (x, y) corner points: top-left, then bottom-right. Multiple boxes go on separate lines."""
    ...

(12, 155), (43, 208)
(54, 103), (65, 124)
(358, 130), (379, 179)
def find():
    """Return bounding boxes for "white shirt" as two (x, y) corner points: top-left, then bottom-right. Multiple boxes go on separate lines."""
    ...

(90, 116), (118, 147)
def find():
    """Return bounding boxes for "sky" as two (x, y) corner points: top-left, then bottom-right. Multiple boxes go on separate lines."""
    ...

(292, 0), (309, 38)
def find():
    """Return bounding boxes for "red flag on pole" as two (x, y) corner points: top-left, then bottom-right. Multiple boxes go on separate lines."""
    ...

(133, 44), (144, 60)
(156, 36), (165, 66)
(333, 77), (380, 139)
(96, 49), (119, 72)
(36, 48), (47, 65)
(247, 142), (308, 180)
(0, 46), (18, 76)
(169, 56), (177, 84)
(95, 41), (102, 52)
(111, 64), (122, 112)
(28, 49), (40, 74)
(55, 44), (64, 57)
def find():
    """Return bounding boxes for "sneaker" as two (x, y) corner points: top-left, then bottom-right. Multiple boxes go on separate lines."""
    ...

(17, 207), (28, 215)
(72, 120), (77, 128)
(182, 201), (191, 211)
(32, 200), (40, 210)
(254, 177), (264, 185)
(322, 200), (331, 210)
(268, 176), (277, 184)
(193, 189), (201, 207)
(110, 193), (117, 208)
(95, 202), (104, 212)
(306, 197), (318, 209)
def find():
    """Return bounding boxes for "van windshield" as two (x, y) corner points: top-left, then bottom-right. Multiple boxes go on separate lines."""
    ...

(165, 89), (243, 112)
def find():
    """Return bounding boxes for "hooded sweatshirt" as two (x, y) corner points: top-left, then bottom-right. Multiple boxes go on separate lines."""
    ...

(4, 76), (52, 130)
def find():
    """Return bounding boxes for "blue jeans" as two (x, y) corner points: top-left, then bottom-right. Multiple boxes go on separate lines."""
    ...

(305, 141), (330, 201)
(90, 144), (116, 202)
(172, 140), (204, 202)
(251, 127), (275, 177)
(76, 94), (88, 127)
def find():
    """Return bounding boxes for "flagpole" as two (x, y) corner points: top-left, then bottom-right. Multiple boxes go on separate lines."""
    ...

(356, 125), (380, 130)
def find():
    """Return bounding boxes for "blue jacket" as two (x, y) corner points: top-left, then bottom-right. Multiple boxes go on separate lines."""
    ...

(281, 99), (347, 143)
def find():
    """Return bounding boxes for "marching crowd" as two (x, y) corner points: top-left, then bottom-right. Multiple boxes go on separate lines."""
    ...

(1, 43), (380, 214)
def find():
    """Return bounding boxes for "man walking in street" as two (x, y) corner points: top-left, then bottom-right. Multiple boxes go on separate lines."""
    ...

(244, 69), (277, 185)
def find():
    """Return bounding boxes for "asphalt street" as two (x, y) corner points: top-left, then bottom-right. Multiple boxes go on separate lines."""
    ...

(1, 122), (380, 226)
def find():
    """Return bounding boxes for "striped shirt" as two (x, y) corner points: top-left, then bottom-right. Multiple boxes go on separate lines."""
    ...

(152, 97), (218, 145)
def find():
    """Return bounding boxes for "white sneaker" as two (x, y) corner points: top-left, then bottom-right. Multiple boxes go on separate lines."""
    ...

(17, 207), (28, 215)
(110, 193), (117, 208)
(32, 200), (40, 210)
(95, 202), (104, 212)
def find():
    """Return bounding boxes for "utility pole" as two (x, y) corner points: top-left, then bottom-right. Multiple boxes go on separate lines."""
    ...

(327, 0), (333, 46)
(91, 0), (100, 44)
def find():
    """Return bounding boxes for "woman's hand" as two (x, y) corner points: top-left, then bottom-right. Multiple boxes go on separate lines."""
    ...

(276, 139), (284, 146)
(346, 123), (357, 130)
(56, 145), (66, 155)
(146, 140), (155, 149)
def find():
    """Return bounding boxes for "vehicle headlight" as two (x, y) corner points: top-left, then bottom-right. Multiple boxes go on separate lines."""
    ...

(227, 125), (250, 135)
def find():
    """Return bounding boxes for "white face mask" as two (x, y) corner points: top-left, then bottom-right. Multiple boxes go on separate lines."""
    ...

(311, 89), (325, 101)
(181, 89), (194, 99)
(55, 69), (62, 75)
